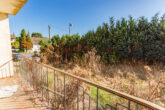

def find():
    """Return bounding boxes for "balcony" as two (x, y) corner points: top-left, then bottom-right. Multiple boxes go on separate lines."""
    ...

(0, 57), (164, 109)
(11, 57), (164, 110)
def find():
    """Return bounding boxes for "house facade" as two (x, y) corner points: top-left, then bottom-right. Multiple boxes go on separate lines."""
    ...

(31, 37), (49, 52)
(10, 34), (16, 43)
(0, 0), (27, 78)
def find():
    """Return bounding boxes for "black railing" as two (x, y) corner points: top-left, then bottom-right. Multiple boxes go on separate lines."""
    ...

(14, 57), (165, 110)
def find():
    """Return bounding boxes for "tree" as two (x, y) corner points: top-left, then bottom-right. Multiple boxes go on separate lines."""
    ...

(12, 37), (20, 49)
(136, 16), (148, 60)
(51, 35), (60, 48)
(39, 39), (49, 46)
(11, 41), (19, 49)
(31, 32), (43, 38)
(19, 29), (33, 52)
(26, 32), (32, 51)
(39, 14), (165, 64)
(128, 16), (137, 60)
(19, 29), (27, 51)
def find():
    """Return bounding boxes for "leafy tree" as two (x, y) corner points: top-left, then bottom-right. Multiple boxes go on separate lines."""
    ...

(39, 39), (49, 46)
(51, 35), (60, 51)
(12, 37), (20, 49)
(11, 41), (19, 48)
(31, 32), (43, 38)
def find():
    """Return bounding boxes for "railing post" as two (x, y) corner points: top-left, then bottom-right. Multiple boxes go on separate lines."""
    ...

(64, 74), (66, 110)
(57, 75), (59, 108)
(38, 64), (41, 93)
(42, 69), (43, 101)
(128, 101), (131, 110)
(36, 63), (38, 91)
(83, 91), (84, 110)
(32, 61), (34, 88)
(40, 64), (42, 90)
(54, 70), (56, 109)
(19, 60), (21, 74)
(77, 80), (79, 110)
(96, 88), (99, 110)
(47, 67), (49, 105)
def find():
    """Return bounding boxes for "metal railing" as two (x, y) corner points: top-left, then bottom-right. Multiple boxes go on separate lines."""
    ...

(14, 57), (165, 110)
(0, 59), (13, 78)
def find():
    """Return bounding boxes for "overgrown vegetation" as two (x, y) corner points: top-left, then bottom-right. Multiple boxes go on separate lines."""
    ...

(39, 14), (165, 108)
(41, 13), (165, 64)
(65, 50), (165, 108)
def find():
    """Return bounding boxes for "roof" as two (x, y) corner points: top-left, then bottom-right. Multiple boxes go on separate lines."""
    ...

(10, 35), (15, 39)
(0, 0), (28, 15)
(31, 37), (49, 45)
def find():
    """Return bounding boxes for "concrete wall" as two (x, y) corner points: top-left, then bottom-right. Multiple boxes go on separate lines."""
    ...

(0, 13), (13, 78)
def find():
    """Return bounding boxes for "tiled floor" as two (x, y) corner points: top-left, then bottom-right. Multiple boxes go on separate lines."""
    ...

(0, 74), (50, 110)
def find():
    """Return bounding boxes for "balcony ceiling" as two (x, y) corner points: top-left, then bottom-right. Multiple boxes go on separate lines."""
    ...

(0, 0), (28, 15)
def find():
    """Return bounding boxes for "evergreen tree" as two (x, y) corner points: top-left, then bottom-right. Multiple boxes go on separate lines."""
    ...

(26, 31), (32, 51)
(19, 30), (33, 52)
(19, 29), (27, 52)
(39, 14), (165, 63)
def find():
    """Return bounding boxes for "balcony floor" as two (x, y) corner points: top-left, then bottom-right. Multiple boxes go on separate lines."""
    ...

(0, 74), (50, 110)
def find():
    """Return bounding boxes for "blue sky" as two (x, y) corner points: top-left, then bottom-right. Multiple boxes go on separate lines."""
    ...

(9, 0), (165, 37)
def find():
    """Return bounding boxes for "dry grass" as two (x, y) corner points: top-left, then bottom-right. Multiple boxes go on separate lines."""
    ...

(40, 49), (165, 108)
(64, 50), (165, 108)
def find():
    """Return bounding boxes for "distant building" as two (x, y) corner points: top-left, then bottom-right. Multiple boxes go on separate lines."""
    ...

(31, 37), (49, 52)
(10, 34), (16, 43)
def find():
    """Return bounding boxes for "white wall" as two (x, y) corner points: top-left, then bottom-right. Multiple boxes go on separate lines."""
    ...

(32, 44), (40, 52)
(0, 13), (13, 78)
